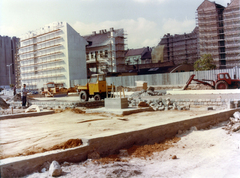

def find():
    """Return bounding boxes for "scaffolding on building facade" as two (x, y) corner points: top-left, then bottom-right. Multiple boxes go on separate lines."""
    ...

(159, 27), (199, 66)
(18, 22), (66, 89)
(223, 2), (240, 68)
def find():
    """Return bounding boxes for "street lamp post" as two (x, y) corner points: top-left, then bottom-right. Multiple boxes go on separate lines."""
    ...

(6, 63), (13, 85)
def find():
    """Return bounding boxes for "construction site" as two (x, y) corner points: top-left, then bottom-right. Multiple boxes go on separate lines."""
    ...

(0, 0), (239, 177)
(0, 75), (240, 177)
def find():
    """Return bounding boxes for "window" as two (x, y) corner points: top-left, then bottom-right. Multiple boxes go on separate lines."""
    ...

(91, 52), (94, 59)
(98, 75), (105, 81)
(100, 51), (103, 58)
(86, 53), (89, 60)
(104, 50), (108, 58)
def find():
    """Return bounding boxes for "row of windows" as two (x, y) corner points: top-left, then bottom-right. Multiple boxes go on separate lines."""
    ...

(86, 50), (108, 60)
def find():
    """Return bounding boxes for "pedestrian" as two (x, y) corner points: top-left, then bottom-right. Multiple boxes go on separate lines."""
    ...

(13, 85), (16, 96)
(21, 84), (28, 108)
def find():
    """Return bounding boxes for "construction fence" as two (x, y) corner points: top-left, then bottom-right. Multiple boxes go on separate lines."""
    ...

(71, 68), (240, 87)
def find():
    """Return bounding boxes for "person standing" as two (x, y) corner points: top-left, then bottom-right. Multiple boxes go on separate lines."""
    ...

(21, 84), (28, 108)
(13, 85), (17, 96)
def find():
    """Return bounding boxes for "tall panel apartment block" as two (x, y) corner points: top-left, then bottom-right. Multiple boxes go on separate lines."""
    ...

(197, 0), (225, 68)
(224, 0), (240, 68)
(0, 36), (19, 86)
(18, 22), (87, 89)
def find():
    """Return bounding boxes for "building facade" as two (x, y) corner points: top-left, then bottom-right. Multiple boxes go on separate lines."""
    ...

(84, 28), (126, 76)
(223, 0), (240, 68)
(197, 0), (240, 69)
(0, 36), (19, 86)
(197, 0), (225, 68)
(125, 47), (152, 66)
(158, 27), (199, 66)
(18, 22), (87, 89)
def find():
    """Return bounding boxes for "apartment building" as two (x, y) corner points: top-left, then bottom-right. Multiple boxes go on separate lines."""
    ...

(158, 27), (199, 66)
(0, 36), (19, 86)
(223, 0), (240, 68)
(197, 0), (226, 68)
(83, 28), (126, 76)
(18, 22), (87, 89)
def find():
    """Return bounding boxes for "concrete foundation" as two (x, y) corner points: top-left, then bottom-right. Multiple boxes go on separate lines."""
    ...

(86, 107), (153, 115)
(0, 110), (54, 120)
(0, 108), (239, 177)
(104, 98), (128, 109)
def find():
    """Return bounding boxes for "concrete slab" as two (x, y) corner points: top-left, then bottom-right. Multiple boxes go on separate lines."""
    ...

(104, 98), (128, 109)
(0, 110), (54, 120)
(86, 106), (153, 115)
(167, 89), (240, 95)
(0, 108), (239, 177)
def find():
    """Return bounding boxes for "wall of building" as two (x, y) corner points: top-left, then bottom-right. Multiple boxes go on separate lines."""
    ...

(224, 0), (240, 68)
(85, 28), (126, 75)
(159, 28), (199, 66)
(0, 36), (18, 86)
(19, 22), (87, 89)
(197, 0), (226, 68)
(66, 23), (88, 85)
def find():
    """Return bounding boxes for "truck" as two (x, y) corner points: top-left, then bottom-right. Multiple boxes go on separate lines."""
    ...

(183, 72), (240, 90)
(77, 74), (115, 102)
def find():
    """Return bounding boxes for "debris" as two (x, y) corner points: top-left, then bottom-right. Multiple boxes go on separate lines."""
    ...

(172, 155), (177, 159)
(223, 112), (240, 133)
(138, 101), (150, 107)
(49, 161), (62, 177)
(0, 97), (9, 109)
(25, 105), (41, 113)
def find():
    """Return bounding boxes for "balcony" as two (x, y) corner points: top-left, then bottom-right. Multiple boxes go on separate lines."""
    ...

(19, 36), (62, 49)
(19, 51), (63, 61)
(20, 29), (61, 42)
(20, 58), (64, 68)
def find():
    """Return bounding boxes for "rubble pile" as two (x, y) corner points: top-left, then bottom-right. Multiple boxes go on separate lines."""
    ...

(130, 87), (165, 98)
(0, 97), (9, 109)
(9, 94), (22, 101)
(128, 97), (190, 111)
(224, 111), (240, 133)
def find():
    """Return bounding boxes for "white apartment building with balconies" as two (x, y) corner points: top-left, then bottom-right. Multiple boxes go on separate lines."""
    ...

(18, 22), (87, 89)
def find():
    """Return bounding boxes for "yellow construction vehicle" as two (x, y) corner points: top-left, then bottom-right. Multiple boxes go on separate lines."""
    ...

(77, 74), (115, 101)
(42, 82), (69, 97)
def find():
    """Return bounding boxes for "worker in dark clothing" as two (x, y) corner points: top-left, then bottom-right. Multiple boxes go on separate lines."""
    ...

(21, 84), (28, 108)
(13, 85), (17, 96)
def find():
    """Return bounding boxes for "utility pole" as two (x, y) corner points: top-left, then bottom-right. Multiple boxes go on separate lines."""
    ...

(6, 63), (13, 85)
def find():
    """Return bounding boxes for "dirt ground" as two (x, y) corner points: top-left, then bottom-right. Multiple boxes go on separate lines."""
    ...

(0, 108), (214, 159)
(25, 122), (240, 178)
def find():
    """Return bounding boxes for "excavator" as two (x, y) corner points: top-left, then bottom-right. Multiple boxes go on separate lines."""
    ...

(183, 73), (240, 90)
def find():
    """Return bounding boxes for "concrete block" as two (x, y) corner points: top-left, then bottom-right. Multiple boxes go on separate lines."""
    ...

(105, 98), (128, 109)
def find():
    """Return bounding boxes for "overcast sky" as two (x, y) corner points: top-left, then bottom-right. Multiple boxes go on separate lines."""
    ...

(0, 0), (230, 49)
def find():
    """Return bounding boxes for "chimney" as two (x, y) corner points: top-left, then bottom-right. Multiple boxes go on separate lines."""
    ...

(110, 27), (114, 32)
(92, 31), (96, 35)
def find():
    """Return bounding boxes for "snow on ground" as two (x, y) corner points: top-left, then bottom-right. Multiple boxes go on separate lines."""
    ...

(25, 124), (240, 178)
